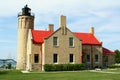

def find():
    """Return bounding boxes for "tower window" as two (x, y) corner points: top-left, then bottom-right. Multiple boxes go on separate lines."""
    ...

(69, 37), (74, 47)
(53, 54), (58, 63)
(69, 54), (74, 63)
(53, 37), (58, 46)
(34, 54), (39, 63)
(95, 54), (99, 62)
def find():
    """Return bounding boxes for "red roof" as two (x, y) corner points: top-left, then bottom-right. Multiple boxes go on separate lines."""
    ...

(32, 30), (53, 44)
(32, 30), (101, 45)
(31, 30), (115, 55)
(73, 32), (101, 45)
(103, 47), (115, 55)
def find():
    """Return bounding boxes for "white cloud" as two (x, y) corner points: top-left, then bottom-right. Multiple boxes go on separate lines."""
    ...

(0, 0), (120, 17)
(0, 0), (120, 59)
(96, 24), (120, 33)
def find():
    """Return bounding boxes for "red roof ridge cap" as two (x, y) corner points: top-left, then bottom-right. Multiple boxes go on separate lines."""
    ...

(32, 29), (54, 32)
(73, 32), (90, 34)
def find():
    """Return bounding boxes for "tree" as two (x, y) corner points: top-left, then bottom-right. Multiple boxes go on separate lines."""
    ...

(7, 63), (12, 69)
(115, 50), (120, 63)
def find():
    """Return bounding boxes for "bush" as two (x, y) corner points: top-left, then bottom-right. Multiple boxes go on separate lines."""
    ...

(44, 64), (85, 71)
(7, 63), (12, 69)
(108, 64), (120, 68)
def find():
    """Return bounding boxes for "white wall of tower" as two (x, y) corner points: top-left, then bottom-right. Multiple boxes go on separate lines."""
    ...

(16, 16), (34, 70)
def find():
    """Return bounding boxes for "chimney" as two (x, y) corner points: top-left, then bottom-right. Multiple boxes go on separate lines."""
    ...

(90, 27), (94, 34)
(59, 15), (66, 27)
(48, 24), (54, 31)
(59, 15), (67, 35)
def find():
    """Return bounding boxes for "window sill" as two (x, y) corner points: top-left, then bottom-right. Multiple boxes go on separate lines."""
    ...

(95, 62), (99, 64)
(34, 62), (39, 64)
(53, 62), (58, 64)
(69, 62), (74, 64)
(69, 46), (75, 48)
(53, 45), (59, 48)
(87, 62), (90, 64)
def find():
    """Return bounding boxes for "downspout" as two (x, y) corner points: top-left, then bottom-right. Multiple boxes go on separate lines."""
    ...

(91, 45), (93, 68)
(40, 45), (42, 71)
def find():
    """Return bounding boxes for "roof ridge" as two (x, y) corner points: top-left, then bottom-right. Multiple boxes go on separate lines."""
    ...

(73, 32), (93, 35)
(32, 29), (53, 32)
(73, 32), (89, 33)
(32, 30), (92, 34)
(32, 30), (101, 45)
(32, 29), (93, 34)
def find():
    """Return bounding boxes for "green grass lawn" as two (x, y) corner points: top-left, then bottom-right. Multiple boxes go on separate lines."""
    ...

(0, 70), (120, 80)
(103, 68), (120, 72)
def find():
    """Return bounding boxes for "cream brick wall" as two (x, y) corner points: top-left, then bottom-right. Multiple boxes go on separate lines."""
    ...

(26, 30), (42, 70)
(82, 45), (102, 68)
(31, 43), (42, 70)
(108, 54), (115, 65)
(42, 28), (82, 67)
(31, 43), (41, 64)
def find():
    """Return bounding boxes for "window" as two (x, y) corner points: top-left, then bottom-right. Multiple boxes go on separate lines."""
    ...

(53, 37), (58, 46)
(69, 37), (74, 47)
(53, 54), (58, 63)
(95, 54), (99, 62)
(34, 54), (39, 63)
(86, 54), (90, 62)
(69, 54), (74, 63)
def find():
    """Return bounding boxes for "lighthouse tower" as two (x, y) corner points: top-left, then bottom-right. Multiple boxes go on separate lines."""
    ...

(16, 5), (34, 70)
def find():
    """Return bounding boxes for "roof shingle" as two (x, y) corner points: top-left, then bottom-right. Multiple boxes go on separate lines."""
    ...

(32, 30), (53, 44)
(73, 32), (101, 45)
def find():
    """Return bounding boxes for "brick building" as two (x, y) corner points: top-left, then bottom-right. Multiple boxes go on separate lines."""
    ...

(16, 5), (115, 71)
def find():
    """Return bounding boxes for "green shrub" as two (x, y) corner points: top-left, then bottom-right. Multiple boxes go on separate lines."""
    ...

(7, 63), (12, 69)
(44, 64), (85, 71)
(108, 64), (120, 68)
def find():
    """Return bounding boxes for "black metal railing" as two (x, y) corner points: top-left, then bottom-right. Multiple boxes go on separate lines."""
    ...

(18, 12), (35, 17)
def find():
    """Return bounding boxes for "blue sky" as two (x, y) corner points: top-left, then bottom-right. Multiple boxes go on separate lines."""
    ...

(0, 0), (120, 60)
